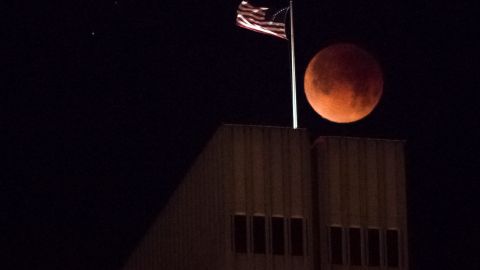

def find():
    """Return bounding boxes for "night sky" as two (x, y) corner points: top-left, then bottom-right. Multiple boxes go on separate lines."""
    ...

(4, 1), (479, 269)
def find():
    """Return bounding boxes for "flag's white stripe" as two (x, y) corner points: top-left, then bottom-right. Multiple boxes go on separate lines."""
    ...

(237, 16), (286, 39)
(237, 16), (286, 29)
(237, 10), (265, 21)
(238, 9), (266, 18)
(237, 23), (286, 39)
(237, 16), (286, 34)
(239, 4), (267, 12)
(238, 5), (267, 15)
(236, 17), (286, 34)
(240, 2), (268, 11)
(243, 17), (285, 27)
(237, 21), (286, 39)
(237, 13), (286, 28)
(236, 1), (288, 39)
(238, 8), (266, 17)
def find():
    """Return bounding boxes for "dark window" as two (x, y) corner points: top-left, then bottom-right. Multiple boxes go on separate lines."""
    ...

(271, 217), (285, 255)
(367, 229), (380, 266)
(233, 215), (247, 253)
(386, 230), (399, 267)
(252, 216), (266, 253)
(290, 218), (304, 256)
(330, 227), (343, 264)
(349, 228), (361, 265)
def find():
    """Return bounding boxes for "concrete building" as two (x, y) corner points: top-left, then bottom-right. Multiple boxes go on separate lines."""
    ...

(122, 124), (408, 270)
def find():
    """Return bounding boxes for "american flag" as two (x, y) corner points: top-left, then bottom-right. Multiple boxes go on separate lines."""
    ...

(236, 1), (289, 39)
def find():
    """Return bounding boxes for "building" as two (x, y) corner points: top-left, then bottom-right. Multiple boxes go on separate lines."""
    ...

(122, 124), (408, 270)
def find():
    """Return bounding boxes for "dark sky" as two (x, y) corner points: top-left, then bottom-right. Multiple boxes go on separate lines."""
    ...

(4, 0), (479, 269)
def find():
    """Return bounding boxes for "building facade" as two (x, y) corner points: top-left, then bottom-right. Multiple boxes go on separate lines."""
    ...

(122, 124), (408, 270)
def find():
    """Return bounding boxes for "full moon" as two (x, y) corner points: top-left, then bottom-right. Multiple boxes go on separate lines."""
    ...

(304, 43), (383, 123)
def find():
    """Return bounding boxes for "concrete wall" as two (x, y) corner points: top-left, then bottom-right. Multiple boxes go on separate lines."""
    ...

(222, 125), (314, 270)
(122, 128), (227, 270)
(313, 137), (408, 270)
(121, 126), (409, 270)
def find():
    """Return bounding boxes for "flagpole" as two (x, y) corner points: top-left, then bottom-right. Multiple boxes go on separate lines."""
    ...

(289, 0), (298, 129)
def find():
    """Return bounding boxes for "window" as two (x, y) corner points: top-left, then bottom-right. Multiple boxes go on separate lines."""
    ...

(233, 214), (307, 256)
(252, 216), (266, 253)
(290, 218), (304, 256)
(271, 217), (285, 255)
(349, 227), (361, 266)
(386, 229), (399, 267)
(233, 215), (247, 253)
(367, 229), (380, 266)
(330, 226), (343, 264)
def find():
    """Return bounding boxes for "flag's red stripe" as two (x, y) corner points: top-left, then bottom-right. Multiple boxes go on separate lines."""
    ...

(236, 1), (288, 40)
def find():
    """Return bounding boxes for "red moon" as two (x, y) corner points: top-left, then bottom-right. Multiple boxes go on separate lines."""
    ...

(304, 43), (383, 123)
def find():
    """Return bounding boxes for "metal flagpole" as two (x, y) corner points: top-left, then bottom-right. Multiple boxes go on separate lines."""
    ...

(289, 0), (298, 129)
